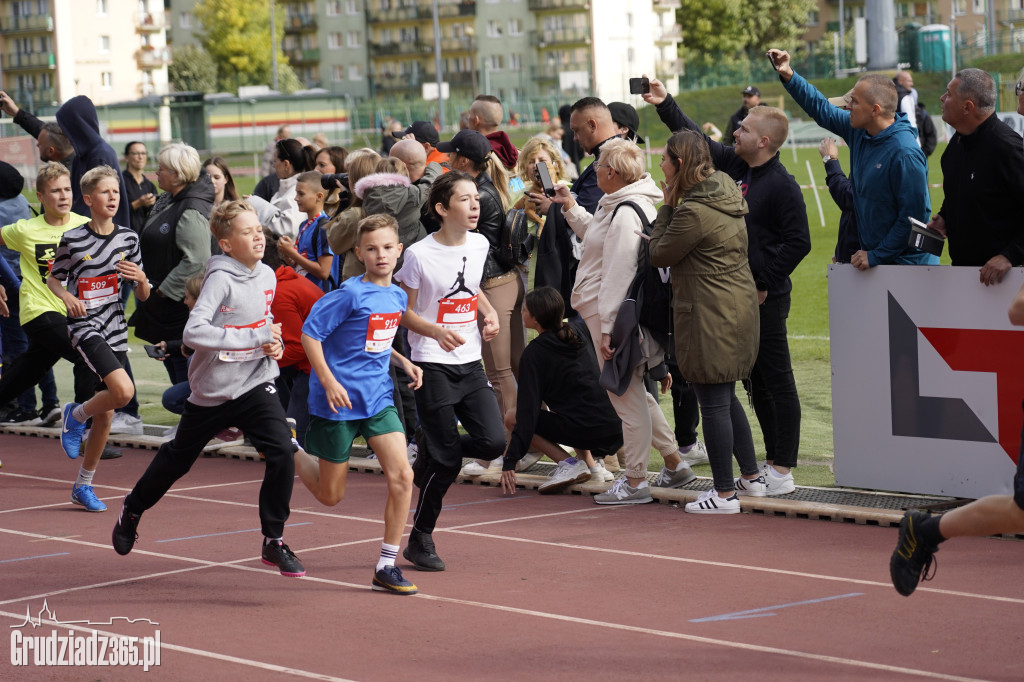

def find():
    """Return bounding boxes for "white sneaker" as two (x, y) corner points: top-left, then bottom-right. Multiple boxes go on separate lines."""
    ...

(678, 440), (709, 465)
(109, 412), (143, 435)
(594, 477), (653, 505)
(765, 465), (796, 496)
(539, 459), (591, 494)
(590, 461), (614, 482)
(461, 458), (501, 476)
(684, 488), (741, 514)
(516, 452), (542, 471)
(734, 474), (767, 497)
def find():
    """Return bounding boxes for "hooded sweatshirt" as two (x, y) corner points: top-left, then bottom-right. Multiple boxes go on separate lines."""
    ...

(355, 163), (442, 270)
(562, 173), (662, 335)
(485, 130), (519, 170)
(55, 96), (131, 229)
(183, 255), (278, 407)
(782, 71), (934, 266)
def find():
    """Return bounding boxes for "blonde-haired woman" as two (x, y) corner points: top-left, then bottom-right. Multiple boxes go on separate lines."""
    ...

(546, 137), (695, 504)
(513, 136), (569, 237)
(325, 148), (380, 282)
(649, 129), (761, 515)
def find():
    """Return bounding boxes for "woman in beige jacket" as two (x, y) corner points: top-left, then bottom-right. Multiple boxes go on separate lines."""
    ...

(548, 137), (695, 505)
(649, 130), (761, 515)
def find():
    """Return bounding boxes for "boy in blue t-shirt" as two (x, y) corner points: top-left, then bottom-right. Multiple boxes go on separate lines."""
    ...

(298, 213), (422, 595)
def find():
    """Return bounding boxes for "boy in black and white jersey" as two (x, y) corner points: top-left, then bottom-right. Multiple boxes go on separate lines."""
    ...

(47, 165), (150, 512)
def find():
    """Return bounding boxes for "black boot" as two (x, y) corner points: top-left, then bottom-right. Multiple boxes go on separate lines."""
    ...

(403, 530), (445, 571)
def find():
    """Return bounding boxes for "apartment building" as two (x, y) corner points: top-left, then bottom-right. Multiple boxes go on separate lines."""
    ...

(167, 0), (680, 103)
(0, 0), (170, 108)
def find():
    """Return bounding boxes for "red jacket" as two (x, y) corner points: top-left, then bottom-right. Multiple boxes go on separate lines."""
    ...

(273, 265), (324, 373)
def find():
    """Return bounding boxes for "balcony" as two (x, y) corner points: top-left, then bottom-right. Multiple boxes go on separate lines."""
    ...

(895, 14), (939, 28)
(0, 14), (53, 33)
(369, 40), (428, 57)
(136, 47), (171, 67)
(8, 87), (58, 107)
(373, 73), (423, 91)
(366, 6), (420, 23)
(527, 0), (589, 11)
(287, 47), (321, 64)
(429, 1), (476, 19)
(284, 14), (318, 32)
(655, 25), (682, 44)
(135, 11), (165, 32)
(424, 70), (475, 87)
(656, 58), (682, 75)
(530, 27), (591, 47)
(997, 9), (1024, 23)
(438, 35), (477, 51)
(532, 60), (589, 81)
(652, 0), (681, 10)
(3, 52), (55, 70)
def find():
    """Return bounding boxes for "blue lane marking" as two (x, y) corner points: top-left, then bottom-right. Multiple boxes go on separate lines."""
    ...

(411, 495), (531, 514)
(155, 522), (313, 543)
(689, 592), (865, 622)
(0, 552), (70, 564)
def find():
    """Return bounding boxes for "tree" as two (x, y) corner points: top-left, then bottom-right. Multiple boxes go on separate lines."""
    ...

(193, 0), (302, 94)
(168, 44), (218, 94)
(678, 0), (816, 68)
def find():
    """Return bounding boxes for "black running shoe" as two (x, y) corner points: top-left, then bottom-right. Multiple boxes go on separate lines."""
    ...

(261, 540), (306, 577)
(372, 565), (419, 595)
(100, 446), (123, 460)
(403, 531), (445, 572)
(112, 497), (142, 556)
(890, 510), (938, 596)
(39, 404), (62, 427)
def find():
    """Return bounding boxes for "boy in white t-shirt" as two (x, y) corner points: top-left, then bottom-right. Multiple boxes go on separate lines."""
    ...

(394, 171), (506, 572)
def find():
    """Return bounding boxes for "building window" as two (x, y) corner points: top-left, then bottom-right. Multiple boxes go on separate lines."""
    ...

(101, 72), (113, 88)
(509, 53), (521, 71)
(953, 0), (966, 15)
(328, 32), (342, 49)
(179, 12), (193, 29)
(346, 31), (361, 47)
(326, 0), (341, 15)
(348, 64), (363, 80)
(972, 0), (984, 12)
(487, 20), (501, 37)
(99, 35), (110, 53)
(507, 19), (522, 36)
(346, 0), (359, 13)
(485, 55), (503, 71)
(807, 9), (819, 26)
(97, 0), (107, 15)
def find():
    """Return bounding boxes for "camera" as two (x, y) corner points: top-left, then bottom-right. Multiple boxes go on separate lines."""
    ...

(321, 173), (348, 190)
(628, 77), (650, 95)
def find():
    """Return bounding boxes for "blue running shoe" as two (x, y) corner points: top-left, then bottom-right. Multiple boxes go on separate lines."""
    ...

(71, 484), (107, 512)
(372, 565), (418, 595)
(60, 403), (87, 459)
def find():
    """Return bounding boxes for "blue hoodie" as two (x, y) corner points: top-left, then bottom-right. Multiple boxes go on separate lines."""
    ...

(783, 72), (936, 266)
(55, 95), (131, 229)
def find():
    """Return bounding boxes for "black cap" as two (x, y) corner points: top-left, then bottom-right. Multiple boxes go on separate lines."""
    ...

(436, 129), (492, 163)
(0, 161), (24, 200)
(607, 102), (644, 145)
(393, 120), (440, 146)
(742, 86), (761, 97)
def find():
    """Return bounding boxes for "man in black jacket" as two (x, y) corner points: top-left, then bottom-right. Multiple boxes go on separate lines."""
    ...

(0, 91), (74, 167)
(930, 68), (1024, 286)
(643, 75), (811, 496)
(724, 86), (762, 142)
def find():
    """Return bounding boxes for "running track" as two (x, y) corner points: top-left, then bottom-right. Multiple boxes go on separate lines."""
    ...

(1, 433), (1021, 681)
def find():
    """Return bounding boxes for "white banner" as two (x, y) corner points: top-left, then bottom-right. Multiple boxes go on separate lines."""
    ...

(829, 264), (1024, 498)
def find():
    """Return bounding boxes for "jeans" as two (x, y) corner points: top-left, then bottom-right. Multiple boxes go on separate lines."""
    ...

(692, 382), (758, 493)
(750, 291), (801, 468)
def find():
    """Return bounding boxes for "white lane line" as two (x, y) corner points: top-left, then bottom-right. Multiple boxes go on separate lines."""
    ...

(0, 609), (355, 681)
(0, 527), (995, 680)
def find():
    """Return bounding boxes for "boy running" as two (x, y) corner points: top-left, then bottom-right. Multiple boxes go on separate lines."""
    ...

(112, 200), (304, 578)
(47, 165), (149, 511)
(296, 213), (421, 594)
(394, 171), (505, 572)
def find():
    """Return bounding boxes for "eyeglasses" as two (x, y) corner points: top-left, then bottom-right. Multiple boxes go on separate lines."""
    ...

(592, 163), (613, 171)
(1016, 81), (1024, 96)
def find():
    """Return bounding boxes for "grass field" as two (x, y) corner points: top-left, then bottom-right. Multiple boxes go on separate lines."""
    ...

(31, 134), (951, 490)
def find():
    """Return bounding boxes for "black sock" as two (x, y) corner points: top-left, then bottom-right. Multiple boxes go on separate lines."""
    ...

(918, 515), (946, 547)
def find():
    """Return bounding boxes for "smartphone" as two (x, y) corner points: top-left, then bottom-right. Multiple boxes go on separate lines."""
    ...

(767, 52), (779, 71)
(535, 162), (555, 197)
(628, 77), (650, 95)
(143, 344), (166, 359)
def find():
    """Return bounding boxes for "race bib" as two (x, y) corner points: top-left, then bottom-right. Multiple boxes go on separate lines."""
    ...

(365, 312), (401, 353)
(219, 319), (269, 362)
(436, 295), (477, 331)
(77, 274), (118, 309)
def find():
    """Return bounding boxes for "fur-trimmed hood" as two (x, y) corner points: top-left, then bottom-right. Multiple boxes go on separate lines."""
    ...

(354, 172), (410, 200)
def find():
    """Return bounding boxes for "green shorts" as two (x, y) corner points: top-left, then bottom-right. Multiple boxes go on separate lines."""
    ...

(305, 405), (404, 464)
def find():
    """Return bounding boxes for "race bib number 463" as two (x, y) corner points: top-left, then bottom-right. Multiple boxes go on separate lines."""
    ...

(436, 295), (477, 330)
(365, 312), (401, 353)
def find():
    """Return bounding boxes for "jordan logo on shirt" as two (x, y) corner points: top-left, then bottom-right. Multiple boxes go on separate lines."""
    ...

(441, 256), (475, 300)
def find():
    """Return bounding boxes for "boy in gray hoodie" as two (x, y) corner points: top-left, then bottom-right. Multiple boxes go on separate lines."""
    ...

(112, 200), (304, 577)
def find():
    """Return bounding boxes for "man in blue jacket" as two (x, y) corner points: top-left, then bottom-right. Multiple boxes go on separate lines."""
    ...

(769, 48), (936, 270)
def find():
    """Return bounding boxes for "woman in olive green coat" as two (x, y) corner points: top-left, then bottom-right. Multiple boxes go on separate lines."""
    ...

(649, 129), (762, 515)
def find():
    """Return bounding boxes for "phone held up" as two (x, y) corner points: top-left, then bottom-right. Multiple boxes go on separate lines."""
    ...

(766, 52), (779, 71)
(535, 162), (555, 197)
(628, 77), (650, 95)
